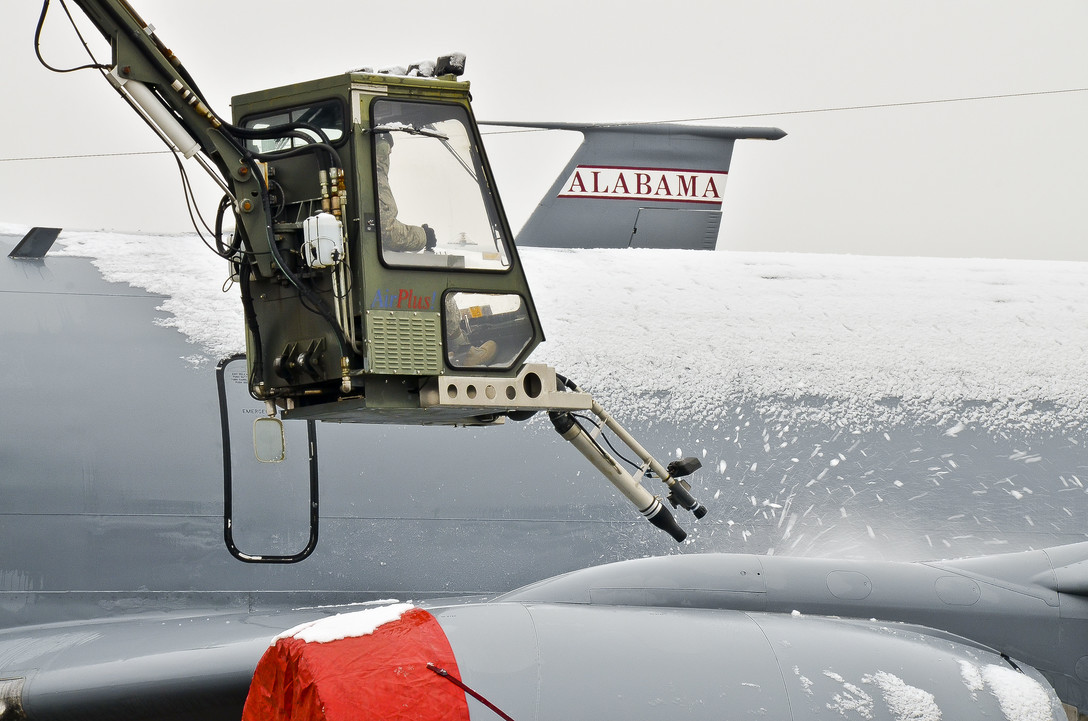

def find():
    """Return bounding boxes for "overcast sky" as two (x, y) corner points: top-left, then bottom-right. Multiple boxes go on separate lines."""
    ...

(2, 1), (1086, 260)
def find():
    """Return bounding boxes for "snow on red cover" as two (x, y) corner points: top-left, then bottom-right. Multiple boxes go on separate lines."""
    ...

(242, 608), (469, 721)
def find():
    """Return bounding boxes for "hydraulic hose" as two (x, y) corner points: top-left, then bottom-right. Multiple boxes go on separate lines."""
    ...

(240, 153), (350, 359)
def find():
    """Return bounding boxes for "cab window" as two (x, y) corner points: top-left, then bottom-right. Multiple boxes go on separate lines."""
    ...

(372, 100), (510, 271)
(444, 292), (533, 370)
(243, 100), (345, 153)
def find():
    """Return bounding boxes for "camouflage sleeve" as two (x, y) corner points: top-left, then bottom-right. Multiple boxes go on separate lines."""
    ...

(383, 220), (427, 253)
(377, 164), (426, 252)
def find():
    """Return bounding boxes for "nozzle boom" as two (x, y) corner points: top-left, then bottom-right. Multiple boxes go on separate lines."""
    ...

(549, 411), (687, 543)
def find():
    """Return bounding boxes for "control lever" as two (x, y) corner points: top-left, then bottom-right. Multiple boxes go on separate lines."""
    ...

(666, 458), (708, 518)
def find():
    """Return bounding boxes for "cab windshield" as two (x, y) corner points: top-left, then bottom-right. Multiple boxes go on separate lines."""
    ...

(371, 99), (510, 271)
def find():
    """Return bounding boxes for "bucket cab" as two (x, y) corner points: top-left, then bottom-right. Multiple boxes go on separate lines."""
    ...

(230, 68), (575, 425)
(42, 0), (708, 542)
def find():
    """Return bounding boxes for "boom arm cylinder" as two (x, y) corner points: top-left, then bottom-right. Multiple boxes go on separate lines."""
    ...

(107, 69), (199, 158)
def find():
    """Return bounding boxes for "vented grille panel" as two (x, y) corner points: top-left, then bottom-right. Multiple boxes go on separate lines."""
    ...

(367, 311), (442, 375)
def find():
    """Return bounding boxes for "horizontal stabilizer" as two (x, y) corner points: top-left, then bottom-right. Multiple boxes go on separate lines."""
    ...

(1036, 543), (1088, 596)
(483, 121), (784, 250)
(8, 227), (61, 259)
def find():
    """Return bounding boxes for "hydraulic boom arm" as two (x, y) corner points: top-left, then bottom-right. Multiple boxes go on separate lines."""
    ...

(61, 0), (279, 269)
(36, 0), (711, 544)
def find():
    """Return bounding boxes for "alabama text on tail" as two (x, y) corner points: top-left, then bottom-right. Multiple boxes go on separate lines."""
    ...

(485, 120), (785, 249)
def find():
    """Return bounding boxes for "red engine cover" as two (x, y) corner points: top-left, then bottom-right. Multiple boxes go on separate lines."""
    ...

(242, 607), (470, 721)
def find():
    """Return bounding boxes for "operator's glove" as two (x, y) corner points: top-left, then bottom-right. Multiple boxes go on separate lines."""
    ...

(423, 224), (438, 251)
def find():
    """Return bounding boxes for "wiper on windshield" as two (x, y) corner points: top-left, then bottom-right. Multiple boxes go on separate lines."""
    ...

(373, 123), (477, 182)
(372, 123), (449, 140)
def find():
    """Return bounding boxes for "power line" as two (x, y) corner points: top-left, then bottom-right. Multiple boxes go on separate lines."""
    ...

(0, 149), (171, 162)
(4, 86), (1087, 158)
(480, 86), (1088, 134)
(668, 87), (1088, 123)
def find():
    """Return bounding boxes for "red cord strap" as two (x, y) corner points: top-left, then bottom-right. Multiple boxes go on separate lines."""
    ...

(427, 663), (517, 721)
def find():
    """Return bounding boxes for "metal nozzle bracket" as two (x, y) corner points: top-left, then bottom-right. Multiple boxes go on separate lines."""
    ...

(420, 363), (591, 413)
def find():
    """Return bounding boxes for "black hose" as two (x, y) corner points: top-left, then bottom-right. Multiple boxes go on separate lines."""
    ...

(554, 372), (579, 392)
(571, 413), (643, 471)
(217, 120), (342, 168)
(227, 120), (335, 147)
(241, 152), (350, 358)
(35, 0), (111, 73)
(214, 195), (239, 258)
(250, 141), (343, 175)
(237, 260), (265, 400)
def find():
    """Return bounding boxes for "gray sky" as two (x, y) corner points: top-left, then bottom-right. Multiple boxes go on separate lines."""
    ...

(3, 1), (1087, 260)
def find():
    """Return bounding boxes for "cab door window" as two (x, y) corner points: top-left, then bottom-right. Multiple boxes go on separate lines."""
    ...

(372, 100), (510, 271)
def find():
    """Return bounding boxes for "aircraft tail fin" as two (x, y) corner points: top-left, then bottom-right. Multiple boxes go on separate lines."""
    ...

(8, 227), (62, 259)
(483, 121), (784, 250)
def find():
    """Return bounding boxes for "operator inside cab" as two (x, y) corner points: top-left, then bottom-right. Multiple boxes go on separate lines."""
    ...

(370, 100), (536, 371)
(374, 134), (433, 254)
(370, 100), (509, 271)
